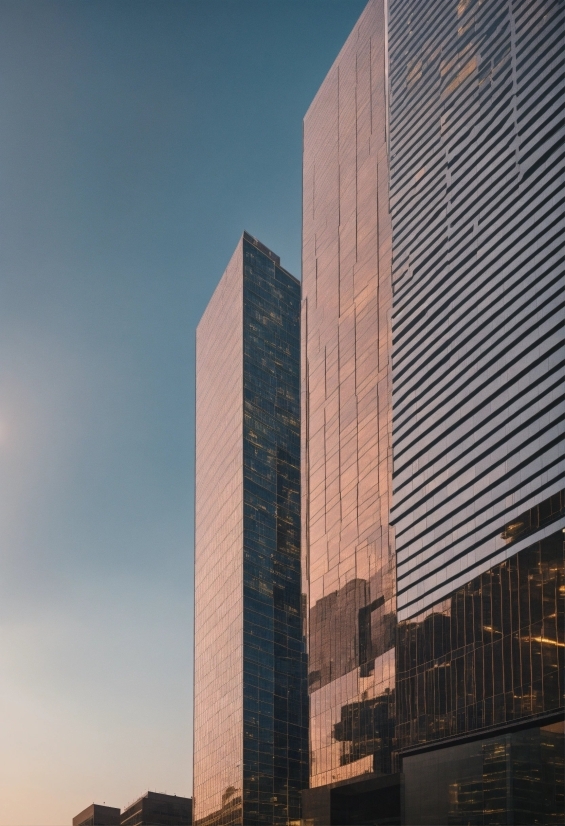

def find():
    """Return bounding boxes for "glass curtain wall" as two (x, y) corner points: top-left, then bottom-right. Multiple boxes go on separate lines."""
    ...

(194, 235), (307, 826)
(387, 0), (565, 820)
(302, 0), (396, 790)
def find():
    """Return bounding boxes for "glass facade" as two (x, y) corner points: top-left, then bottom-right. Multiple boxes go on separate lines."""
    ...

(195, 238), (244, 826)
(397, 530), (564, 749)
(385, 0), (565, 819)
(300, 0), (564, 820)
(403, 721), (565, 826)
(302, 0), (397, 793)
(194, 233), (307, 826)
(387, 0), (565, 620)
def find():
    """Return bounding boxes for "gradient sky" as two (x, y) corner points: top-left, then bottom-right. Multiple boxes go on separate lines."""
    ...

(0, 1), (366, 823)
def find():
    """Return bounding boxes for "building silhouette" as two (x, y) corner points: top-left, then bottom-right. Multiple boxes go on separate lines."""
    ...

(300, 0), (564, 823)
(193, 232), (307, 826)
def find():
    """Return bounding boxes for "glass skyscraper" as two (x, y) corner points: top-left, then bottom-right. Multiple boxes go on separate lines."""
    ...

(301, 2), (401, 823)
(388, 0), (564, 821)
(193, 233), (307, 826)
(301, 0), (563, 823)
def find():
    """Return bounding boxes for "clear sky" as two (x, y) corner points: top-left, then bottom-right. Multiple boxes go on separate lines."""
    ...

(0, 1), (366, 823)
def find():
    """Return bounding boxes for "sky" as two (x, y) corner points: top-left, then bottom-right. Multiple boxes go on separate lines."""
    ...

(0, 1), (367, 823)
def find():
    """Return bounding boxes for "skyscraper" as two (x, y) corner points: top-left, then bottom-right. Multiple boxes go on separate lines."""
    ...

(301, 0), (563, 823)
(193, 232), (307, 826)
(388, 0), (564, 822)
(301, 2), (400, 823)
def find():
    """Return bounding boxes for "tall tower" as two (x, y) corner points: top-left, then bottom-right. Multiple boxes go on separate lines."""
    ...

(301, 2), (399, 822)
(388, 0), (565, 822)
(194, 233), (307, 826)
(302, 0), (563, 822)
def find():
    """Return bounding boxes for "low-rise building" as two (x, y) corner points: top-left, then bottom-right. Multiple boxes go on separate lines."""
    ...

(120, 791), (192, 826)
(73, 804), (120, 826)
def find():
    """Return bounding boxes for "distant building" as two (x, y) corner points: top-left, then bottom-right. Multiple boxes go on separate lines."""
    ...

(120, 791), (192, 826)
(193, 232), (307, 825)
(73, 804), (120, 826)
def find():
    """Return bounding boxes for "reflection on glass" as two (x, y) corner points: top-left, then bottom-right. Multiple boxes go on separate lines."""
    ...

(302, 0), (395, 790)
(397, 532), (564, 750)
(195, 234), (307, 826)
(501, 490), (565, 545)
(333, 688), (395, 772)
(403, 722), (565, 826)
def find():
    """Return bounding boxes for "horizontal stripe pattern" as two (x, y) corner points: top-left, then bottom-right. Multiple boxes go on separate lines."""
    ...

(388, 0), (565, 619)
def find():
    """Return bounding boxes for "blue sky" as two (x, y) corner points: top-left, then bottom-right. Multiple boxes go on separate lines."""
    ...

(0, 1), (366, 823)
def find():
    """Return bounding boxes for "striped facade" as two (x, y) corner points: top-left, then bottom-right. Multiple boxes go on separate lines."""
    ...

(388, 0), (565, 621)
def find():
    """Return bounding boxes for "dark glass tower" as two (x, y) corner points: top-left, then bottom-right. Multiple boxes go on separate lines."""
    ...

(194, 233), (307, 826)
(387, 0), (565, 822)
